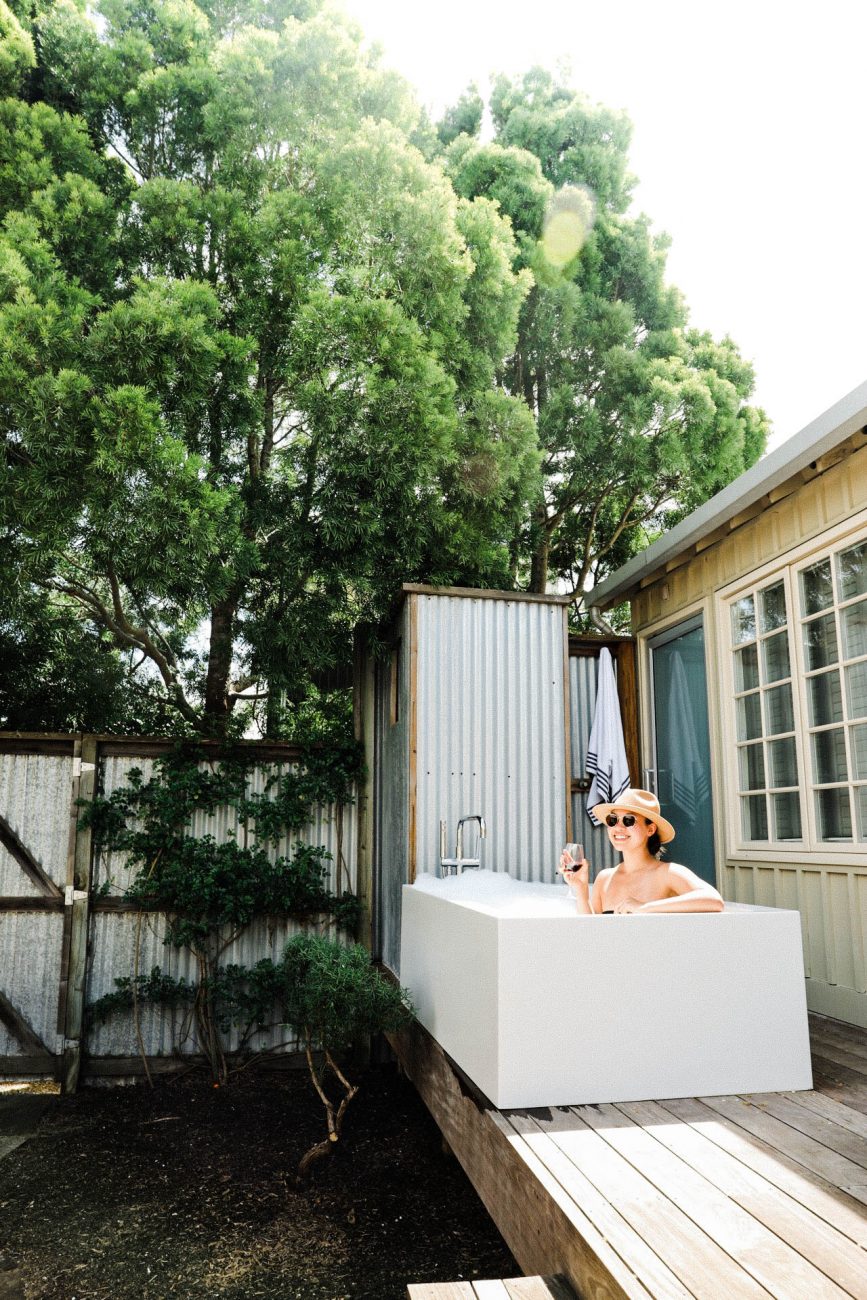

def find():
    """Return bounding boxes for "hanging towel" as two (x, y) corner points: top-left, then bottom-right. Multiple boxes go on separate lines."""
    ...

(669, 650), (710, 825)
(585, 647), (631, 826)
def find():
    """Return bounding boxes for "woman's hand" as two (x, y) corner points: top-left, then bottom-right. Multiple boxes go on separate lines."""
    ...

(558, 850), (589, 887)
(613, 896), (645, 914)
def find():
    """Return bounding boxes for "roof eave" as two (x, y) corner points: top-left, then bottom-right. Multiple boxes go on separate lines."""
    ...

(587, 378), (867, 611)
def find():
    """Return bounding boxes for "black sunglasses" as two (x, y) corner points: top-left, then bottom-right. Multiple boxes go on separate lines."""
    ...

(606, 813), (637, 828)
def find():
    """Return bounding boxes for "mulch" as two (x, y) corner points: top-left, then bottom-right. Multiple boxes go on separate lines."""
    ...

(0, 1060), (518, 1299)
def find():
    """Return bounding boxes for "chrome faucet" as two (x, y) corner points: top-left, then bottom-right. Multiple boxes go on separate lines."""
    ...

(440, 815), (487, 876)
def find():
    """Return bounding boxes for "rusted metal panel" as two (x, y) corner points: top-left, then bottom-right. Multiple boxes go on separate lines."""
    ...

(0, 751), (74, 895)
(0, 910), (63, 1057)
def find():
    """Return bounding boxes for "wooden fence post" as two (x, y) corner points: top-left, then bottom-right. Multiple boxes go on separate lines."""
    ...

(354, 639), (376, 955)
(61, 735), (97, 1094)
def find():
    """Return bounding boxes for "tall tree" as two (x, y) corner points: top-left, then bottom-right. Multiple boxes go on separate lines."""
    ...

(441, 69), (769, 615)
(1, 0), (538, 734)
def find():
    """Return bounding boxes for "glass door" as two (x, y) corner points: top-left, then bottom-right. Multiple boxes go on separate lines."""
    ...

(649, 616), (716, 885)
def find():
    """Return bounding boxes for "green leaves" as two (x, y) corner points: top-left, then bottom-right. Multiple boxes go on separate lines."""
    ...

(81, 742), (363, 948)
(0, 0), (35, 95)
(280, 934), (413, 1051)
(3, 0), (539, 732)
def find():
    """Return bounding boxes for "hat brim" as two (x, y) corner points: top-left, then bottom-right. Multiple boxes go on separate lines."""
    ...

(592, 801), (676, 843)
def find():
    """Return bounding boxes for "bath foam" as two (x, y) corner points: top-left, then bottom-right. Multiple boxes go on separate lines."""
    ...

(412, 869), (575, 918)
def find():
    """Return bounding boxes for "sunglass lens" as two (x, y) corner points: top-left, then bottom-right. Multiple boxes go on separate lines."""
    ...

(605, 814), (617, 827)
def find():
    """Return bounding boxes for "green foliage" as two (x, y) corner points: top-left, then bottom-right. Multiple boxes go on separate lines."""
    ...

(87, 965), (195, 1027)
(4, 3), (770, 715)
(0, 0), (35, 95)
(439, 69), (769, 611)
(81, 740), (363, 1082)
(436, 82), (483, 148)
(2, 0), (537, 735)
(280, 934), (413, 1049)
(82, 742), (362, 947)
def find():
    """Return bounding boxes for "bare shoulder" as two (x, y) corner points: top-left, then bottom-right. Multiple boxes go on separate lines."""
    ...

(664, 861), (708, 889)
(595, 866), (616, 884)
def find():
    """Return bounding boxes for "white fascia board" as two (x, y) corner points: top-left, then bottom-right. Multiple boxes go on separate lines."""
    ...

(588, 378), (867, 610)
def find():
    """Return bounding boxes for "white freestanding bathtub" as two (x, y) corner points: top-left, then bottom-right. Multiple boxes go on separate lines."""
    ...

(399, 873), (813, 1108)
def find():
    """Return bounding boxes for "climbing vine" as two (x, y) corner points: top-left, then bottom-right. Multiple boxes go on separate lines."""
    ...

(82, 738), (365, 1082)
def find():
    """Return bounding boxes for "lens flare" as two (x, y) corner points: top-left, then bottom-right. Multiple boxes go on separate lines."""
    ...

(541, 184), (597, 268)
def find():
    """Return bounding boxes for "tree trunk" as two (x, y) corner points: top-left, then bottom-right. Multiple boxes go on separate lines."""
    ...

(529, 527), (550, 593)
(204, 597), (236, 728)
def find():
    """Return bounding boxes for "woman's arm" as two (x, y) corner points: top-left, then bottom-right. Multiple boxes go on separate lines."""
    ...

(628, 863), (724, 914)
(559, 851), (610, 914)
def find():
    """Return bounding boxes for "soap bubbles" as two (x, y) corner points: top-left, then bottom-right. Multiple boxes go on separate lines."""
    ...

(541, 183), (597, 269)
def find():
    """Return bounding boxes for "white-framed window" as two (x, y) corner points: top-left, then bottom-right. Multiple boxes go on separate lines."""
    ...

(726, 533), (867, 848)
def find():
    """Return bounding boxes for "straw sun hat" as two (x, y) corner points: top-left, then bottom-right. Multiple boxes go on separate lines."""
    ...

(591, 788), (676, 844)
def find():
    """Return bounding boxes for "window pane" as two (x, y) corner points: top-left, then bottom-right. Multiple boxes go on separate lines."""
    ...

(852, 725), (867, 780)
(772, 792), (802, 840)
(812, 728), (848, 783)
(737, 693), (763, 741)
(734, 644), (759, 691)
(845, 662), (867, 720)
(841, 599), (867, 660)
(856, 786), (867, 843)
(816, 787), (852, 841)
(762, 631), (790, 683)
(769, 737), (798, 787)
(837, 540), (867, 602)
(731, 596), (756, 644)
(804, 614), (838, 670)
(739, 743), (765, 790)
(801, 559), (833, 615)
(765, 684), (794, 735)
(808, 670), (843, 726)
(759, 581), (787, 632)
(742, 794), (768, 840)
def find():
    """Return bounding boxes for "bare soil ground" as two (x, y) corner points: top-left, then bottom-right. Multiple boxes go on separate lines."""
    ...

(0, 1062), (517, 1299)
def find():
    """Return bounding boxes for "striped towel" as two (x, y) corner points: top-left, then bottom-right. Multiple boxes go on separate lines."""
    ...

(585, 647), (631, 826)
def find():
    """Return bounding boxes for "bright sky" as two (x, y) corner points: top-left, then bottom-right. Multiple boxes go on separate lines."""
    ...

(342, 0), (867, 452)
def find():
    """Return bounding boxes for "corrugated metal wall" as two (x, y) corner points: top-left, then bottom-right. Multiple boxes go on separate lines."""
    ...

(630, 442), (867, 1028)
(0, 745), (72, 1061)
(413, 594), (568, 885)
(0, 738), (358, 1079)
(374, 592), (632, 975)
(0, 750), (71, 896)
(374, 603), (411, 975)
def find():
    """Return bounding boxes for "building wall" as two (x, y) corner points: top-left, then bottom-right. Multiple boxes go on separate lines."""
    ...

(413, 592), (570, 886)
(629, 442), (867, 1026)
(374, 600), (411, 975)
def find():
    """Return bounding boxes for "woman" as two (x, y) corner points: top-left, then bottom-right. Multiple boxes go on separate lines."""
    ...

(559, 788), (724, 914)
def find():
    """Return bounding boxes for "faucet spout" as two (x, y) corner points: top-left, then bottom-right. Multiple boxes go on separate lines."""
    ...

(455, 815), (487, 869)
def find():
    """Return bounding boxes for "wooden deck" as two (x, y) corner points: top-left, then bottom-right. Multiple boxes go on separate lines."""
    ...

(390, 1013), (867, 1300)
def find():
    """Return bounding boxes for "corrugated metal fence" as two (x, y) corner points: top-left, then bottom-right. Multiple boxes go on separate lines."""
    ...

(0, 734), (357, 1089)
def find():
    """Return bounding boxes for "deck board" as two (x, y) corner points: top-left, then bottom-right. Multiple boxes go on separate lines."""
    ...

(617, 1099), (867, 1298)
(572, 1101), (840, 1300)
(391, 1012), (867, 1300)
